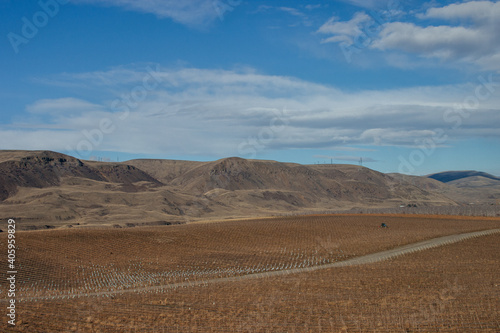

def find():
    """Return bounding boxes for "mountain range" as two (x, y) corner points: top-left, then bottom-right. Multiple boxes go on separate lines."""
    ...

(0, 150), (498, 229)
(428, 171), (500, 184)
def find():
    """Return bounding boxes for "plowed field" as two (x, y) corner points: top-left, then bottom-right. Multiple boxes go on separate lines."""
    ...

(1, 214), (499, 332)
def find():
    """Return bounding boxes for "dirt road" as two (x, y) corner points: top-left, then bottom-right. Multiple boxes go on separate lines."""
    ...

(8, 228), (500, 302)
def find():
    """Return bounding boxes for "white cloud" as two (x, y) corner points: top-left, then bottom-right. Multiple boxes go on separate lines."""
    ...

(4, 66), (500, 158)
(336, 0), (380, 10)
(253, 5), (313, 27)
(27, 98), (104, 115)
(371, 23), (487, 59)
(475, 52), (500, 72)
(278, 7), (305, 17)
(67, 0), (230, 27)
(318, 12), (372, 44)
(418, 1), (500, 22)
(376, 1), (500, 69)
(318, 1), (500, 71)
(0, 130), (84, 151)
(305, 4), (322, 11)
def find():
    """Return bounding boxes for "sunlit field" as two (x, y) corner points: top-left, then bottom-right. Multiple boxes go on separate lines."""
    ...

(1, 214), (499, 332)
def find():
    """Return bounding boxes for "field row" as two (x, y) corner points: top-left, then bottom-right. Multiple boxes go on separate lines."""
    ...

(2, 215), (499, 300)
(3, 228), (499, 332)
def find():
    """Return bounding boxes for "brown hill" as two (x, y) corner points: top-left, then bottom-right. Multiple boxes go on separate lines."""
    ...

(447, 176), (500, 189)
(0, 150), (460, 229)
(389, 172), (500, 205)
(445, 176), (500, 204)
(387, 173), (451, 192)
(86, 161), (162, 185)
(0, 151), (100, 201)
(0, 151), (161, 201)
(126, 159), (204, 184)
(170, 157), (330, 194)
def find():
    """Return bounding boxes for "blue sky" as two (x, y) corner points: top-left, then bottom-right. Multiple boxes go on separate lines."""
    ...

(1, 0), (499, 175)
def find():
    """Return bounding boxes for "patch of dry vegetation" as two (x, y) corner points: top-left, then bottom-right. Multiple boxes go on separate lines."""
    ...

(1, 215), (499, 332)
(1, 151), (466, 228)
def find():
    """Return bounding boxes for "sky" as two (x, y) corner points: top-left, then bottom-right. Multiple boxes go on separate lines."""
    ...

(1, 0), (499, 175)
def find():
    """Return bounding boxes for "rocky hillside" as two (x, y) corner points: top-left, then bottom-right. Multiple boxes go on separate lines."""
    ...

(0, 151), (160, 201)
(0, 150), (463, 229)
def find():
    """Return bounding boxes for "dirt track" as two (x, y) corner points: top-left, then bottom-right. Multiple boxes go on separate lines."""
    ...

(9, 227), (500, 302)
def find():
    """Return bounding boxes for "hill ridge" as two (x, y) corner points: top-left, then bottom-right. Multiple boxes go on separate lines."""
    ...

(0, 150), (482, 228)
(428, 170), (500, 183)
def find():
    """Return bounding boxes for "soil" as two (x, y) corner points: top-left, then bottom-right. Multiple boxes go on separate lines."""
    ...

(1, 214), (499, 332)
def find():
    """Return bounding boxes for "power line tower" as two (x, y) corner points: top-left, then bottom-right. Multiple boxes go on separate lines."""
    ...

(358, 157), (363, 167)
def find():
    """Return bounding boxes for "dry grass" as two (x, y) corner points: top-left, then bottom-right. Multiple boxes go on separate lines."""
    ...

(1, 215), (499, 332)
(2, 151), (467, 228)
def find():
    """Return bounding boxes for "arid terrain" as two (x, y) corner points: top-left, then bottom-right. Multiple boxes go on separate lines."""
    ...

(1, 214), (499, 332)
(4, 0), (500, 331)
(1, 150), (500, 332)
(1, 150), (499, 231)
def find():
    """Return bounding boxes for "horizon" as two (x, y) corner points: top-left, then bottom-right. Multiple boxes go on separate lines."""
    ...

(3, 148), (499, 177)
(1, 0), (499, 176)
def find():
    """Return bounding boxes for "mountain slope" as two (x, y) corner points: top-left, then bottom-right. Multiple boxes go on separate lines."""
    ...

(0, 151), (161, 201)
(448, 176), (500, 188)
(428, 171), (500, 183)
(170, 157), (331, 194)
(0, 150), (462, 229)
(167, 157), (456, 205)
(125, 159), (204, 184)
(390, 171), (500, 205)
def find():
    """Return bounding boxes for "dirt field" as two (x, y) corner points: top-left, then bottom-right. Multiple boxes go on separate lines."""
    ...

(1, 214), (499, 332)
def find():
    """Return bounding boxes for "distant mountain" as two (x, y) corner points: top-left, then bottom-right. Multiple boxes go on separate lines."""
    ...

(387, 173), (450, 191)
(428, 171), (500, 183)
(132, 156), (456, 206)
(386, 171), (500, 205)
(447, 176), (500, 189)
(0, 150), (461, 229)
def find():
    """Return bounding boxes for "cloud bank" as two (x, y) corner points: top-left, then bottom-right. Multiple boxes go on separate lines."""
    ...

(68, 0), (228, 27)
(318, 1), (500, 71)
(3, 65), (499, 159)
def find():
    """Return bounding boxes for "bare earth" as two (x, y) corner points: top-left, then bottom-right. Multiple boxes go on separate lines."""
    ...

(1, 214), (499, 332)
(2, 150), (477, 230)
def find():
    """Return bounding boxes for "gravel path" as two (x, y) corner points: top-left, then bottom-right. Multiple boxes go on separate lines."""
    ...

(7, 228), (500, 302)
